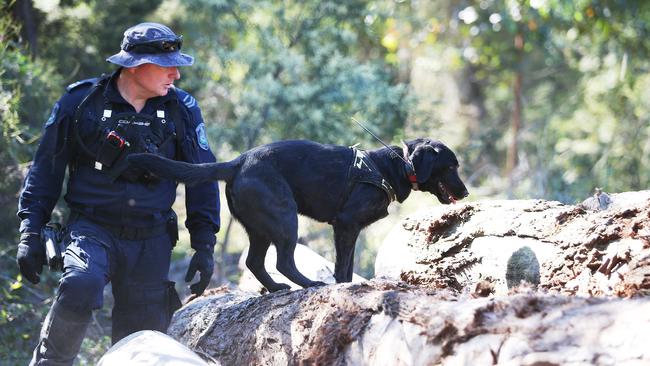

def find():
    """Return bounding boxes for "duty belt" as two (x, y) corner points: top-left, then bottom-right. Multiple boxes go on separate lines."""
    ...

(69, 210), (168, 241)
(102, 223), (167, 241)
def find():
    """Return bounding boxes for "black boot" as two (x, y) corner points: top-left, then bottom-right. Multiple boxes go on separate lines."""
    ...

(29, 301), (92, 366)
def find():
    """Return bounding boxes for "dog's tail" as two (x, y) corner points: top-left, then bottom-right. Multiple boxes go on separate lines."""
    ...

(127, 153), (237, 185)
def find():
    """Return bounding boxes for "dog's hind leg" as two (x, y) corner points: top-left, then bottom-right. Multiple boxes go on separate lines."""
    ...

(275, 245), (327, 289)
(245, 231), (291, 292)
(332, 223), (362, 283)
(233, 174), (323, 291)
(271, 216), (327, 289)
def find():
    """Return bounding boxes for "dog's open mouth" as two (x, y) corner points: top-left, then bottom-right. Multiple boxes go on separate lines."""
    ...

(438, 181), (457, 204)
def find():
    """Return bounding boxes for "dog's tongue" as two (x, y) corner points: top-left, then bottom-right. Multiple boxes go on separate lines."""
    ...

(439, 182), (457, 204)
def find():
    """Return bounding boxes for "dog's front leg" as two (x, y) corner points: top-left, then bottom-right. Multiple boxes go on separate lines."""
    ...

(333, 224), (361, 283)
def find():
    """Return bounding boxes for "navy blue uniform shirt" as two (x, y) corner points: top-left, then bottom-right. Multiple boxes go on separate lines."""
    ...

(18, 70), (220, 250)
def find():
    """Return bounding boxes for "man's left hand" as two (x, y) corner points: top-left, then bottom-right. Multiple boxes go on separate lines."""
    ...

(17, 233), (45, 284)
(184, 249), (214, 296)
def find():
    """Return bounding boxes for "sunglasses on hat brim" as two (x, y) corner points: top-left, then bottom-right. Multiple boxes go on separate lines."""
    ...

(123, 36), (183, 54)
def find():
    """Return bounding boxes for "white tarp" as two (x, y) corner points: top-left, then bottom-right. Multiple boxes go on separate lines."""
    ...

(98, 330), (212, 365)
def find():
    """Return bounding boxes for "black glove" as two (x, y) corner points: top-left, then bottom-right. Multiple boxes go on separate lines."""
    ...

(16, 233), (45, 284)
(184, 249), (214, 296)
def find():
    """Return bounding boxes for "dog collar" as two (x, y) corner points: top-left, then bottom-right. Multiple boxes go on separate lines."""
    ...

(401, 142), (419, 191)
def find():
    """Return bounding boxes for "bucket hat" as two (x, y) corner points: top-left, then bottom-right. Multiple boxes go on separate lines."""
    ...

(106, 22), (194, 68)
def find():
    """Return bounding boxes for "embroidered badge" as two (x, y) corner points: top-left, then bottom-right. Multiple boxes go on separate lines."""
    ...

(195, 123), (209, 150)
(65, 78), (97, 92)
(45, 103), (60, 127)
(182, 94), (197, 109)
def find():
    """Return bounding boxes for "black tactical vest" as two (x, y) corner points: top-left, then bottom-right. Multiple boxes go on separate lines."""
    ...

(72, 76), (186, 183)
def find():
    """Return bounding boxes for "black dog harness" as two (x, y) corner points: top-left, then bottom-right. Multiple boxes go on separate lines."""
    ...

(329, 147), (395, 225)
(343, 147), (396, 203)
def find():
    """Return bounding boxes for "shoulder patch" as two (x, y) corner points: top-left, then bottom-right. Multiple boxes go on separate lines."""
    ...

(45, 102), (60, 128)
(195, 123), (210, 151)
(175, 87), (198, 109)
(182, 93), (197, 109)
(66, 77), (98, 92)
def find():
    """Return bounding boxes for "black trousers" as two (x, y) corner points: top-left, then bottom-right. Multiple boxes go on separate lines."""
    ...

(30, 217), (176, 365)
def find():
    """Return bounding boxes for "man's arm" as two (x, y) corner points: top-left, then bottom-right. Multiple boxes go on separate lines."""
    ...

(176, 89), (220, 295)
(16, 97), (73, 283)
(18, 99), (72, 233)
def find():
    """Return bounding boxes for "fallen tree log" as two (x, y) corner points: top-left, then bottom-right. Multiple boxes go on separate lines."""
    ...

(376, 191), (650, 297)
(168, 280), (650, 365)
(166, 191), (650, 365)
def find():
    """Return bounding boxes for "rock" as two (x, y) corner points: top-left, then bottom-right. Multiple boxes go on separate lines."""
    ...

(580, 187), (612, 211)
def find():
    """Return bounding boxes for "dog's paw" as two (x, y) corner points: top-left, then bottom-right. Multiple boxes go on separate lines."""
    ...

(266, 283), (292, 293)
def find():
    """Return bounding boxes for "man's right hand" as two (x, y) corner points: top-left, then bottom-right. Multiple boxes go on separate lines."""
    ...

(185, 249), (214, 297)
(16, 233), (45, 284)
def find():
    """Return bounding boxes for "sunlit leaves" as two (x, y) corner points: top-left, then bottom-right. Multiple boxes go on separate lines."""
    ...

(178, 0), (408, 153)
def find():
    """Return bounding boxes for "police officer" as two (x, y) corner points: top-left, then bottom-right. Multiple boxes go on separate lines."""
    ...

(16, 22), (220, 365)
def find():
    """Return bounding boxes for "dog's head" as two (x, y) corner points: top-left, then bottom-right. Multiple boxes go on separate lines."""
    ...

(407, 138), (469, 204)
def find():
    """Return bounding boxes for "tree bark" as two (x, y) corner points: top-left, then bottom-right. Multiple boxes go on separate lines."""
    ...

(167, 191), (650, 365)
(168, 280), (650, 365)
(376, 190), (650, 298)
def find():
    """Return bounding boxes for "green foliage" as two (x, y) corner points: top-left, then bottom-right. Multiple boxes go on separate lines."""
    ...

(175, 0), (410, 152)
(0, 3), (120, 365)
(77, 335), (112, 365)
(380, 0), (650, 202)
(4, 0), (650, 362)
(1, 3), (64, 241)
(31, 0), (163, 81)
(0, 248), (60, 366)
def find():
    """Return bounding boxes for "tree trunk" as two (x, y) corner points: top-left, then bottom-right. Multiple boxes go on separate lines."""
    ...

(12, 0), (38, 58)
(376, 190), (650, 298)
(166, 191), (650, 365)
(506, 70), (522, 176)
(168, 280), (650, 365)
(506, 32), (524, 182)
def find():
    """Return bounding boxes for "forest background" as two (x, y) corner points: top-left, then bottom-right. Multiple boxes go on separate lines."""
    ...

(2, 0), (649, 364)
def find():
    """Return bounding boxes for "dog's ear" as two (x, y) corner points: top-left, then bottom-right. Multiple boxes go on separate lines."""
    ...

(410, 144), (440, 184)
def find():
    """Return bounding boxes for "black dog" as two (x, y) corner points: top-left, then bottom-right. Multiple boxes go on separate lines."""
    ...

(129, 138), (468, 292)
